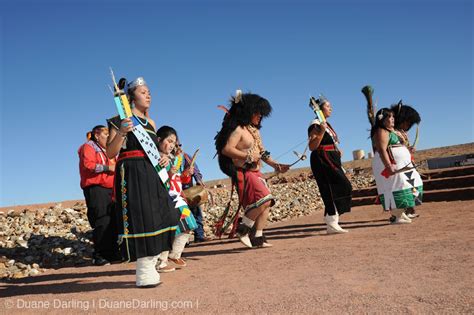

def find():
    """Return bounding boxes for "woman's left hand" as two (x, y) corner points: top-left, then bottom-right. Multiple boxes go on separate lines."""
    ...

(169, 165), (178, 175)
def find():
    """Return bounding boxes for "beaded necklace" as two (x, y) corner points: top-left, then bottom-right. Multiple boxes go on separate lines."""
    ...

(246, 125), (265, 157)
(133, 113), (148, 126)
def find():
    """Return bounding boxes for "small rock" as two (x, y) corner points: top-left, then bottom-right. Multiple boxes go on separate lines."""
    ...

(16, 262), (28, 270)
(7, 210), (19, 218)
(16, 239), (28, 248)
(12, 272), (25, 279)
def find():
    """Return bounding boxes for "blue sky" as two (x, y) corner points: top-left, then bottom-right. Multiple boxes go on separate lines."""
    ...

(0, 0), (472, 207)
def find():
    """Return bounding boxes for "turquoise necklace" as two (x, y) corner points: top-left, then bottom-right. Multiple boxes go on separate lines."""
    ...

(133, 113), (148, 126)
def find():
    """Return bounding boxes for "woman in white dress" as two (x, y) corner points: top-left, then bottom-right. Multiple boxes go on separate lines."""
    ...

(371, 108), (423, 224)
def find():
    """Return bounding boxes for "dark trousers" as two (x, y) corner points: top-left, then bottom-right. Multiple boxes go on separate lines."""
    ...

(83, 185), (118, 259)
(190, 205), (205, 239)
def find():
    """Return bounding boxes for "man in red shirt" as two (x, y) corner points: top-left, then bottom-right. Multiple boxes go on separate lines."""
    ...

(78, 125), (119, 265)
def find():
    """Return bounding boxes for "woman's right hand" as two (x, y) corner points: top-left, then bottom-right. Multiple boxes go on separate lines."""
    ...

(387, 164), (397, 175)
(159, 155), (170, 167)
(381, 163), (397, 178)
(119, 118), (133, 135)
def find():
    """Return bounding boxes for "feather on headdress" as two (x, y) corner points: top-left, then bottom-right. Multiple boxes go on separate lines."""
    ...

(361, 85), (376, 127)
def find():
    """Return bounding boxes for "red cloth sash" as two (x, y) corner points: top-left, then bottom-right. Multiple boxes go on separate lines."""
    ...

(117, 150), (146, 162)
(317, 144), (339, 170)
(317, 144), (336, 151)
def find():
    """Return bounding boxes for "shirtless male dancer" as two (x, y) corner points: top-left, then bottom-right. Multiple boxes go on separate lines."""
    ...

(214, 91), (290, 248)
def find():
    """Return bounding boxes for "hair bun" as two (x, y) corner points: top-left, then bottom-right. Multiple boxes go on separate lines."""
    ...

(118, 78), (127, 90)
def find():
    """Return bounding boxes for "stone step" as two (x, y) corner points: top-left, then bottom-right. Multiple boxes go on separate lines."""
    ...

(424, 174), (474, 191)
(351, 187), (474, 207)
(421, 165), (474, 179)
(423, 187), (474, 203)
(351, 195), (378, 207)
(352, 174), (474, 198)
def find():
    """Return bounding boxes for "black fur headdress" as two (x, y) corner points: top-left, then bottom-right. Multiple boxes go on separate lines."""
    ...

(214, 91), (273, 179)
(390, 100), (421, 131)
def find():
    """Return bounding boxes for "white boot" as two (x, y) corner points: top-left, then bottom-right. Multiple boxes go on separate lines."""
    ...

(391, 209), (411, 224)
(136, 255), (161, 287)
(169, 233), (190, 267)
(156, 251), (175, 273)
(401, 212), (413, 223)
(325, 214), (348, 234)
(158, 251), (169, 266)
(169, 233), (190, 260)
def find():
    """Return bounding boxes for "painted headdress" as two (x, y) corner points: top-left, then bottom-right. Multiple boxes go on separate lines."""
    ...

(124, 77), (147, 94)
(308, 94), (328, 126)
(315, 94), (329, 106)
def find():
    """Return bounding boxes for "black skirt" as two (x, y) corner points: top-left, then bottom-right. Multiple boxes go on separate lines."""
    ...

(115, 156), (179, 262)
(310, 149), (352, 216)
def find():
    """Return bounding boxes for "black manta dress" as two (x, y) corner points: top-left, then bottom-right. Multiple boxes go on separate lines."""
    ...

(308, 122), (352, 216)
(108, 115), (179, 262)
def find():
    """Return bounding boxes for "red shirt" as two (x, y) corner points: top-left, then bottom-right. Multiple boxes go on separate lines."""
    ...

(78, 140), (115, 189)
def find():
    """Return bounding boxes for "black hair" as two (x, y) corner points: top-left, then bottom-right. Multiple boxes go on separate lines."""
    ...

(214, 92), (272, 179)
(370, 108), (394, 139)
(390, 103), (421, 131)
(156, 125), (178, 143)
(89, 125), (106, 142)
(117, 77), (138, 104)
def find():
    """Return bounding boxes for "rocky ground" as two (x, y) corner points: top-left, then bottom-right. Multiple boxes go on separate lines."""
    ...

(0, 171), (374, 280)
(1, 200), (473, 313)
